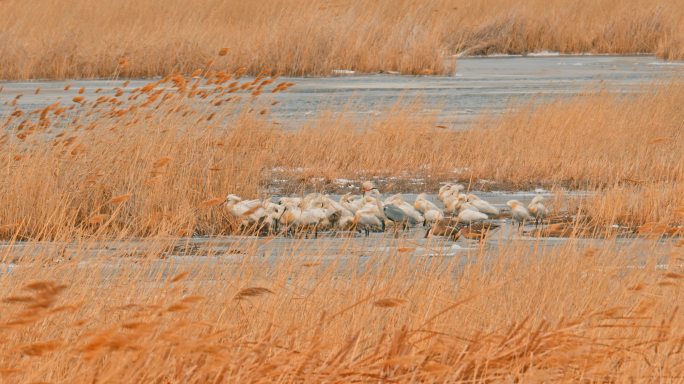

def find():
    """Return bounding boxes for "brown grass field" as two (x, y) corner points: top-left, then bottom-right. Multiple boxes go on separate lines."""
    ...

(1, 45), (684, 381)
(2, 0), (684, 79)
(1, 72), (682, 240)
(0, 235), (681, 382)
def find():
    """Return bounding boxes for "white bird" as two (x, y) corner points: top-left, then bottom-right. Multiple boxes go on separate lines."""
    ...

(438, 184), (453, 199)
(383, 194), (424, 228)
(278, 204), (301, 230)
(320, 195), (347, 213)
(261, 199), (285, 233)
(318, 195), (352, 230)
(528, 195), (549, 227)
(361, 196), (387, 221)
(224, 194), (267, 229)
(302, 193), (325, 209)
(507, 200), (533, 229)
(438, 184), (464, 204)
(279, 203), (328, 237)
(414, 193), (440, 214)
(443, 194), (469, 215)
(225, 194), (252, 215)
(279, 196), (302, 207)
(329, 206), (355, 231)
(361, 181), (378, 197)
(336, 214), (356, 231)
(340, 193), (364, 213)
(466, 194), (499, 217)
(423, 208), (444, 225)
(457, 208), (488, 223)
(300, 207), (329, 227)
(353, 204), (385, 236)
(317, 200), (345, 230)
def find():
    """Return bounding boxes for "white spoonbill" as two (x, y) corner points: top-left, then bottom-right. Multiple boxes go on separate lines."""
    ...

(466, 194), (499, 217)
(457, 208), (488, 223)
(414, 193), (440, 214)
(361, 181), (379, 196)
(353, 204), (386, 236)
(423, 208), (444, 225)
(340, 193), (364, 213)
(224, 194), (267, 229)
(528, 195), (549, 227)
(383, 194), (424, 228)
(507, 200), (533, 229)
(438, 184), (464, 204)
(279, 203), (329, 238)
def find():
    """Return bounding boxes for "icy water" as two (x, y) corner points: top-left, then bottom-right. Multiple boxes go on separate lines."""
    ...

(0, 191), (677, 276)
(2, 55), (683, 127)
(1, 220), (677, 281)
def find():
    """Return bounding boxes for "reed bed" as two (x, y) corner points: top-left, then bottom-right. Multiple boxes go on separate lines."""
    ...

(0, 73), (682, 239)
(279, 86), (684, 189)
(2, 0), (684, 79)
(0, 234), (682, 382)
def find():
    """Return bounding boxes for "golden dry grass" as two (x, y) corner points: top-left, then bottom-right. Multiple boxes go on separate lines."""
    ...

(0, 235), (682, 382)
(1, 73), (682, 239)
(2, 0), (684, 79)
(0, 68), (682, 383)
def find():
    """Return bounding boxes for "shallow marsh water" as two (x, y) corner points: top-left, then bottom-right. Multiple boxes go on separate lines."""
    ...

(0, 191), (677, 279)
(2, 55), (683, 127)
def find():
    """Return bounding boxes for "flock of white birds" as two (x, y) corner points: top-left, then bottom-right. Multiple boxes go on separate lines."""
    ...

(223, 181), (550, 238)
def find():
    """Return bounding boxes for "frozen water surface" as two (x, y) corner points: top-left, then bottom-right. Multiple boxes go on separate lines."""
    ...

(2, 55), (682, 128)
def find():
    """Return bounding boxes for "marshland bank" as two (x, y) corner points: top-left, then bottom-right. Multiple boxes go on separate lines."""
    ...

(4, 0), (684, 79)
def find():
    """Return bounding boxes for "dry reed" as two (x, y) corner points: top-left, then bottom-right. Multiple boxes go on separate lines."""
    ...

(0, 72), (682, 239)
(2, 0), (684, 79)
(0, 233), (681, 382)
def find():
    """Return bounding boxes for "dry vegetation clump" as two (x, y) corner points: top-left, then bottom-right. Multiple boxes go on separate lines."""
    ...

(0, 72), (682, 239)
(0, 236), (682, 382)
(279, 85), (684, 190)
(2, 0), (684, 79)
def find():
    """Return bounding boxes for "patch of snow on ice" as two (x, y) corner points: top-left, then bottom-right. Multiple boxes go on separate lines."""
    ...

(648, 62), (684, 66)
(334, 178), (354, 185)
(528, 51), (561, 57)
(332, 69), (356, 75)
